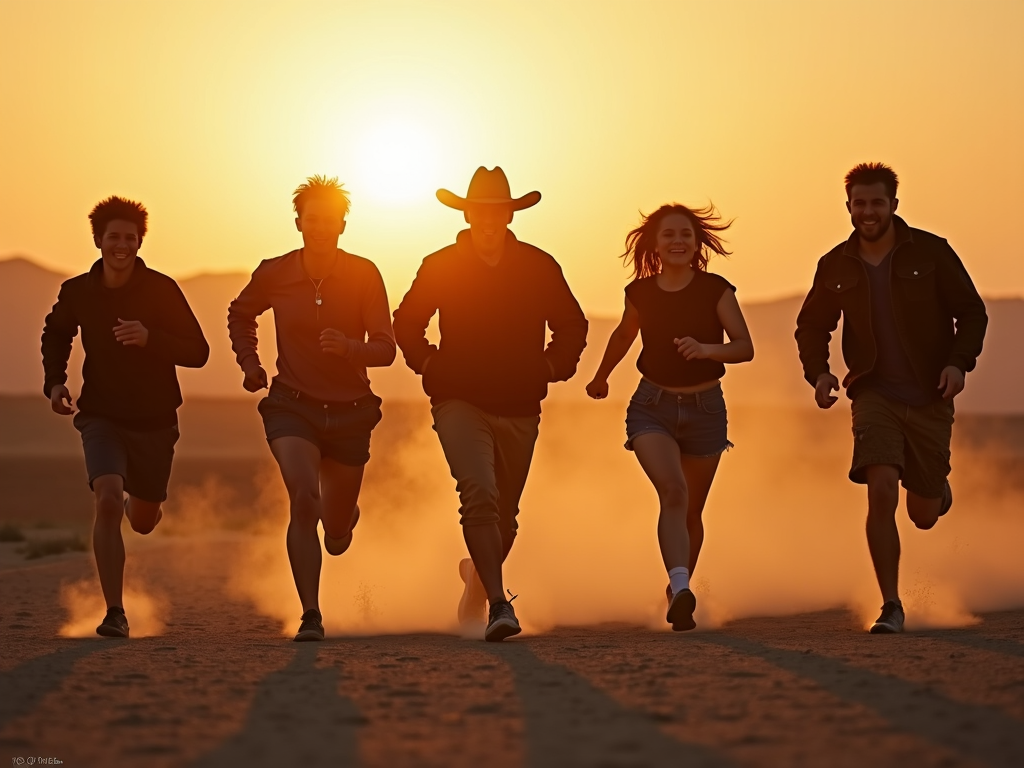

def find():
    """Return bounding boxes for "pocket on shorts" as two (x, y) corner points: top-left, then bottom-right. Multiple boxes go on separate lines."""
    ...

(629, 380), (659, 406)
(698, 389), (726, 415)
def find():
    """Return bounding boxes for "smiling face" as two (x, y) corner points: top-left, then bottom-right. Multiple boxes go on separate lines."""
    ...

(295, 196), (347, 251)
(465, 203), (513, 256)
(99, 219), (141, 275)
(654, 212), (699, 270)
(847, 182), (898, 243)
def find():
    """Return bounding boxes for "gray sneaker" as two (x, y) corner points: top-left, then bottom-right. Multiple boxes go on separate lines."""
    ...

(869, 601), (905, 634)
(484, 598), (521, 642)
(294, 609), (325, 642)
(96, 606), (129, 638)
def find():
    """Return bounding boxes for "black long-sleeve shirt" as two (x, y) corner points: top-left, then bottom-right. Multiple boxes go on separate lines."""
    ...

(41, 258), (210, 429)
(393, 230), (588, 416)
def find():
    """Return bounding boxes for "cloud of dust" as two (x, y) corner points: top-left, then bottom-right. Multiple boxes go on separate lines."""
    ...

(58, 577), (168, 638)
(213, 398), (1024, 637)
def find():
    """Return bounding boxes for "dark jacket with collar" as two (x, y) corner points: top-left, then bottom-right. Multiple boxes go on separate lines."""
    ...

(795, 217), (987, 400)
(41, 258), (210, 429)
(393, 229), (588, 416)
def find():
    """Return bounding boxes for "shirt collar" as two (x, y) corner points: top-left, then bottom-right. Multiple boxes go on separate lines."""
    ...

(88, 257), (148, 289)
(842, 215), (913, 258)
(455, 229), (519, 263)
(280, 249), (348, 284)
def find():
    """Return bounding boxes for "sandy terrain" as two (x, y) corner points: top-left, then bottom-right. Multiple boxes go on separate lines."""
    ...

(2, 535), (1024, 768)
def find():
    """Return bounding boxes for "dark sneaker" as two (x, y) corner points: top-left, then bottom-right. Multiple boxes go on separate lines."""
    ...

(485, 598), (521, 642)
(96, 606), (129, 638)
(324, 505), (360, 556)
(457, 558), (487, 625)
(938, 481), (953, 517)
(294, 609), (325, 642)
(869, 601), (905, 634)
(665, 584), (697, 631)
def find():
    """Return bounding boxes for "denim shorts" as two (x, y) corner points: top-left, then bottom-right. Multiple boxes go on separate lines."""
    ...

(258, 382), (383, 466)
(73, 412), (180, 502)
(625, 379), (733, 457)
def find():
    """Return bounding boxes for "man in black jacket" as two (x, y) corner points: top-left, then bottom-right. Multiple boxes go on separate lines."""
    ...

(393, 167), (588, 642)
(795, 163), (987, 634)
(42, 197), (209, 638)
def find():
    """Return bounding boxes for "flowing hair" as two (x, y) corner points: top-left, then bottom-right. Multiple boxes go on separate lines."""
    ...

(622, 203), (733, 279)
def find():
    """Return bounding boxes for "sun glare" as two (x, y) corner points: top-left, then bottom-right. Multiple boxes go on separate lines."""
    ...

(351, 118), (441, 205)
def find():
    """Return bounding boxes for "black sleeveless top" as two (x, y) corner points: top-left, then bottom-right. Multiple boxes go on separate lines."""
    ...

(624, 271), (735, 387)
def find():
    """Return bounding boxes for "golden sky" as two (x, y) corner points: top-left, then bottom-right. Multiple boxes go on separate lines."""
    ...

(2, 0), (1022, 315)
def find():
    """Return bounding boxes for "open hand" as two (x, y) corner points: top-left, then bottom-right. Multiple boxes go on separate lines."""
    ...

(50, 384), (74, 415)
(674, 337), (708, 360)
(242, 362), (268, 392)
(320, 328), (350, 358)
(938, 366), (965, 400)
(114, 318), (148, 347)
(814, 373), (840, 409)
(586, 378), (609, 400)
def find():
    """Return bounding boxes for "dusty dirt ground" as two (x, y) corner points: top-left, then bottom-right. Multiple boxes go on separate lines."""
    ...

(2, 538), (1024, 768)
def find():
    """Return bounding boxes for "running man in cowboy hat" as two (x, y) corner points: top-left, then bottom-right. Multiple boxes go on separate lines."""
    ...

(393, 167), (588, 641)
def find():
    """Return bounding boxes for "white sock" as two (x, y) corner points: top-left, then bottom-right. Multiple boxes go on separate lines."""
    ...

(669, 567), (690, 596)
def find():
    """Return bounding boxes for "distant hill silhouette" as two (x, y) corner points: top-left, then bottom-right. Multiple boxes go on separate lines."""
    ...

(2, 256), (1021, 412)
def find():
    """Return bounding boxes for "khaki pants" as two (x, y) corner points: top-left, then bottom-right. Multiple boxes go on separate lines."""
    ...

(430, 400), (540, 546)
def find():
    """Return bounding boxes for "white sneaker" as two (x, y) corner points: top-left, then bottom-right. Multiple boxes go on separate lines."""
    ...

(869, 601), (905, 634)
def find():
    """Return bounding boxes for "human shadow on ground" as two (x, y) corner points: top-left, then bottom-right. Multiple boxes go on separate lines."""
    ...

(483, 641), (735, 768)
(0, 642), (103, 742)
(920, 627), (1024, 659)
(190, 643), (364, 768)
(703, 634), (1024, 768)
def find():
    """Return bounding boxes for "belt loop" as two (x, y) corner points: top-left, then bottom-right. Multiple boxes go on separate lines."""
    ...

(695, 390), (702, 408)
(652, 385), (663, 406)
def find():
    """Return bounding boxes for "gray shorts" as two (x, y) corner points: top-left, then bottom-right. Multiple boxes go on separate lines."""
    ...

(624, 379), (733, 457)
(73, 412), (180, 502)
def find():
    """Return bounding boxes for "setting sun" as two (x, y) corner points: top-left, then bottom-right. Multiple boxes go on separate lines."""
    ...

(350, 117), (443, 205)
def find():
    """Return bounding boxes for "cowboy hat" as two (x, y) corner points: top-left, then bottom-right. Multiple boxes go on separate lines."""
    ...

(436, 166), (541, 211)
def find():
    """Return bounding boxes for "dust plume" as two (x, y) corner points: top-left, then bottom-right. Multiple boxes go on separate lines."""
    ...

(203, 399), (1024, 637)
(58, 577), (168, 638)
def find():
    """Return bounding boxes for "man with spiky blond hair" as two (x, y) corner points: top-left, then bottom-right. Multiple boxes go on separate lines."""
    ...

(229, 176), (396, 641)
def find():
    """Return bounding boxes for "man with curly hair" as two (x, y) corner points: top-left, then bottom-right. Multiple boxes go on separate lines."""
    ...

(42, 196), (210, 638)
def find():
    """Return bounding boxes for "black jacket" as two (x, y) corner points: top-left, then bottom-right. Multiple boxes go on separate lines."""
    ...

(393, 230), (588, 416)
(795, 217), (987, 400)
(41, 259), (210, 429)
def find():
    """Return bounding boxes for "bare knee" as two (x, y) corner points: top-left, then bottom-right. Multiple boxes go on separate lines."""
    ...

(657, 483), (687, 511)
(865, 469), (899, 515)
(288, 487), (321, 526)
(94, 488), (124, 522)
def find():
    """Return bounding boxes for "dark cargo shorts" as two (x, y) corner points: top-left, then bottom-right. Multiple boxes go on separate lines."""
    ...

(850, 389), (954, 498)
(73, 412), (180, 503)
(258, 382), (383, 466)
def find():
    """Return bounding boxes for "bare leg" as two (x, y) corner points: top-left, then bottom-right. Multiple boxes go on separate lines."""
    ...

(679, 454), (722, 574)
(125, 496), (163, 535)
(269, 437), (324, 613)
(906, 490), (942, 531)
(632, 433), (690, 573)
(464, 524), (505, 604)
(865, 464), (901, 603)
(319, 458), (364, 540)
(92, 474), (126, 609)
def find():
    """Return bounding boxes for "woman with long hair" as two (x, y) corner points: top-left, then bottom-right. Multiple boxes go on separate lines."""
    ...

(586, 203), (753, 630)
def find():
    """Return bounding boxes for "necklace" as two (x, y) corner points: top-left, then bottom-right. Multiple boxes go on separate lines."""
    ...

(302, 249), (338, 319)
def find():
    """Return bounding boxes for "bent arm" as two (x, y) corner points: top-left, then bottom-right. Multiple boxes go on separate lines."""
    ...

(349, 269), (397, 368)
(392, 261), (439, 374)
(227, 268), (272, 372)
(148, 283), (210, 368)
(702, 289), (753, 363)
(592, 298), (640, 383)
(938, 243), (987, 374)
(543, 264), (588, 381)
(795, 260), (840, 386)
(41, 287), (78, 397)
